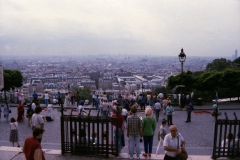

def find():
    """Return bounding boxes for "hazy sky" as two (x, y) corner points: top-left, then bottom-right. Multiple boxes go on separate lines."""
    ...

(0, 0), (239, 57)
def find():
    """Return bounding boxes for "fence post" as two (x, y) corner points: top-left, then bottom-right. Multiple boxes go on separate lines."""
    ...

(212, 118), (218, 159)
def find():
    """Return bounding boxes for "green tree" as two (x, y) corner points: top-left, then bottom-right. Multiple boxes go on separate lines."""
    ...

(206, 58), (233, 72)
(2, 69), (23, 101)
(72, 87), (92, 103)
(233, 57), (240, 68)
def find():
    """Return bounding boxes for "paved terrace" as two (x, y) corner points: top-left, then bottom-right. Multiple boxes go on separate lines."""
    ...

(0, 102), (239, 160)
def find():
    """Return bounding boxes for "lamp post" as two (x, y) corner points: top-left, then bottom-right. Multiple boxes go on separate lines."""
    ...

(178, 48), (186, 108)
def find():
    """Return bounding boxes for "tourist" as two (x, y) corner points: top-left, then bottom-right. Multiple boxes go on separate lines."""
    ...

(142, 108), (156, 157)
(23, 127), (45, 160)
(9, 117), (20, 147)
(126, 105), (142, 159)
(163, 125), (185, 160)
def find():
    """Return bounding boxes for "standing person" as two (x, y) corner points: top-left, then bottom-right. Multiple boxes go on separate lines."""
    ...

(122, 106), (128, 123)
(14, 90), (18, 104)
(166, 103), (174, 126)
(95, 95), (99, 111)
(31, 107), (44, 143)
(92, 91), (96, 107)
(142, 108), (156, 157)
(162, 98), (168, 115)
(111, 106), (124, 155)
(32, 91), (38, 101)
(75, 91), (80, 107)
(173, 94), (177, 105)
(57, 91), (62, 106)
(215, 90), (219, 102)
(27, 101), (34, 127)
(44, 91), (49, 107)
(185, 103), (194, 123)
(22, 127), (45, 160)
(18, 91), (23, 105)
(64, 93), (69, 107)
(9, 117), (20, 147)
(126, 105), (143, 159)
(163, 125), (186, 160)
(102, 100), (109, 116)
(181, 93), (186, 108)
(4, 102), (10, 122)
(190, 91), (194, 105)
(156, 119), (167, 156)
(17, 102), (26, 122)
(154, 100), (161, 122)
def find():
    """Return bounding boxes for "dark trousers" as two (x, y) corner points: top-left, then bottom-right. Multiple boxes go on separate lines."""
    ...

(187, 111), (191, 122)
(155, 109), (160, 122)
(143, 135), (153, 154)
(164, 154), (177, 160)
(58, 98), (62, 106)
(167, 115), (172, 126)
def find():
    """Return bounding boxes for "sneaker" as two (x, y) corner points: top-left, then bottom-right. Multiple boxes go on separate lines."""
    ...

(129, 155), (133, 159)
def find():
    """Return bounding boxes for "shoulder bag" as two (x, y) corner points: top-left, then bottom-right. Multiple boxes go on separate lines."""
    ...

(176, 134), (188, 160)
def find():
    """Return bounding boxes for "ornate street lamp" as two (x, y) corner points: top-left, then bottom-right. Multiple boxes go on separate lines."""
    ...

(178, 48), (186, 108)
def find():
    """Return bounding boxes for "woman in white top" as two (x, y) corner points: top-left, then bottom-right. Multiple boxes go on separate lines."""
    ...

(44, 92), (49, 106)
(9, 117), (20, 147)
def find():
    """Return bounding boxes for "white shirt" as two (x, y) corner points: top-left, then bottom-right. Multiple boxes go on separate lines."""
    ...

(122, 108), (128, 116)
(158, 93), (164, 99)
(31, 113), (44, 128)
(44, 93), (49, 99)
(31, 103), (36, 111)
(10, 122), (18, 130)
(77, 105), (85, 115)
(154, 102), (161, 109)
(163, 133), (184, 157)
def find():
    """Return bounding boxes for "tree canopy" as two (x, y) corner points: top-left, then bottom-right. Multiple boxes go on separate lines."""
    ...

(206, 58), (233, 72)
(3, 69), (23, 91)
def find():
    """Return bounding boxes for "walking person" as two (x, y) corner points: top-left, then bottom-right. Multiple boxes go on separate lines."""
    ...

(26, 101), (34, 127)
(31, 107), (45, 143)
(156, 119), (167, 156)
(162, 98), (168, 115)
(142, 108), (156, 157)
(185, 103), (194, 123)
(64, 93), (69, 107)
(9, 117), (20, 147)
(166, 103), (174, 126)
(126, 105), (143, 159)
(23, 127), (45, 160)
(154, 100), (161, 122)
(4, 102), (11, 122)
(17, 102), (26, 122)
(163, 125), (186, 160)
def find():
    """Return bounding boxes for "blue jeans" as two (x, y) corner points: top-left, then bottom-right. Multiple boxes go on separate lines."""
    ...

(143, 135), (154, 154)
(129, 135), (140, 158)
(114, 129), (122, 153)
(45, 99), (49, 106)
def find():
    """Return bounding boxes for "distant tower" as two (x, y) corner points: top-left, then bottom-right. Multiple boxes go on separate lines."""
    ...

(235, 50), (238, 59)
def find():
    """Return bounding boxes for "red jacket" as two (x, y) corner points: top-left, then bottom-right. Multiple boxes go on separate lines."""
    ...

(112, 113), (124, 129)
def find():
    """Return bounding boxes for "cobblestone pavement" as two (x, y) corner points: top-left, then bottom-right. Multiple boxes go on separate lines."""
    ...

(0, 104), (239, 160)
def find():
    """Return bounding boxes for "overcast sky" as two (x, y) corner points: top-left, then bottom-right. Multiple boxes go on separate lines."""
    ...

(0, 0), (239, 57)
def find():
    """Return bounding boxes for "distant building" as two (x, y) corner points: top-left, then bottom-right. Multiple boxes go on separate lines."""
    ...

(235, 50), (238, 59)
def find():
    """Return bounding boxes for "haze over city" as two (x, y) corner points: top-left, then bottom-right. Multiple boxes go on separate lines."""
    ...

(0, 0), (239, 57)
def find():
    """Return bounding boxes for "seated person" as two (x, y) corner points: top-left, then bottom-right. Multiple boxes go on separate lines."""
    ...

(221, 133), (234, 151)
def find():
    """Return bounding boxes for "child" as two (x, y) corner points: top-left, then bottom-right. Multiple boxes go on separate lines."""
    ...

(156, 119), (167, 156)
(9, 117), (20, 147)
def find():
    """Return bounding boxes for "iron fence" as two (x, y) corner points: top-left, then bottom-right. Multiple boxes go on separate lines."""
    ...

(212, 112), (240, 159)
(60, 109), (119, 158)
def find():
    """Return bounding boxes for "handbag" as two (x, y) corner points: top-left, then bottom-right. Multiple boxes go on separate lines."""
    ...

(176, 134), (188, 160)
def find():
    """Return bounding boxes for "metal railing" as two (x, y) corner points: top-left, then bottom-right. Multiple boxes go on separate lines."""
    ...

(212, 112), (240, 159)
(60, 108), (119, 158)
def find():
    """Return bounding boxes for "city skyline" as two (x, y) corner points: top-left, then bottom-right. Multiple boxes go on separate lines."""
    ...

(0, 0), (239, 57)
